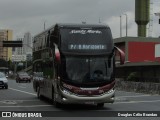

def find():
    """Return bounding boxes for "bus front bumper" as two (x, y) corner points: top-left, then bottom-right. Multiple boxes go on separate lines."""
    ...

(59, 88), (115, 104)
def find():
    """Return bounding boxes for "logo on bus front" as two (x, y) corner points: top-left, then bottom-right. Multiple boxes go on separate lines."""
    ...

(69, 30), (102, 34)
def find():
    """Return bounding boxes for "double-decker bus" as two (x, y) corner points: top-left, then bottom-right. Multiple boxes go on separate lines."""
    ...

(33, 23), (125, 108)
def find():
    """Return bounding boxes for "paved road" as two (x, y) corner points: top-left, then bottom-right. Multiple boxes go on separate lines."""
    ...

(0, 78), (160, 119)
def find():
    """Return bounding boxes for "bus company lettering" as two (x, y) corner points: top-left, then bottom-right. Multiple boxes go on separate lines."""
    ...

(69, 44), (107, 50)
(70, 30), (102, 34)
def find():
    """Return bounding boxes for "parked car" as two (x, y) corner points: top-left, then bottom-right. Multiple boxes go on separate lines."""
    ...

(0, 72), (8, 89)
(16, 72), (31, 83)
(33, 72), (44, 92)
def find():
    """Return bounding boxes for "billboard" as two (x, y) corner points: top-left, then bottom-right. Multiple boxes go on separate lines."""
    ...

(12, 55), (26, 62)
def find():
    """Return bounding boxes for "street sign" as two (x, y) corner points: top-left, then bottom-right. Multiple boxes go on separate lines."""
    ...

(12, 55), (26, 62)
(3, 41), (22, 47)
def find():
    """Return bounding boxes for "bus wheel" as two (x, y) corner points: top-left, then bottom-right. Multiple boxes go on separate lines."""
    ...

(97, 103), (104, 108)
(37, 86), (42, 99)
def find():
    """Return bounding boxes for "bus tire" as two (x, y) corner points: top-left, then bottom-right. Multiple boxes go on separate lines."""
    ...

(37, 86), (42, 99)
(97, 103), (104, 108)
(54, 100), (61, 108)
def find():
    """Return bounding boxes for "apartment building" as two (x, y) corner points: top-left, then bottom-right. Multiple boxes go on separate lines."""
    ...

(0, 29), (13, 61)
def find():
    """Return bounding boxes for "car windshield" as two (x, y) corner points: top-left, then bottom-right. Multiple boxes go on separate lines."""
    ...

(0, 72), (6, 78)
(61, 56), (114, 87)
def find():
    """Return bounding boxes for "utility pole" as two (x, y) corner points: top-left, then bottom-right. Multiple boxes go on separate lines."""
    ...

(120, 15), (122, 37)
(43, 20), (47, 30)
(123, 13), (128, 37)
(99, 17), (101, 23)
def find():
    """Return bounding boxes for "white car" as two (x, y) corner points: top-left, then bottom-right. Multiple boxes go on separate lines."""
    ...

(0, 72), (8, 89)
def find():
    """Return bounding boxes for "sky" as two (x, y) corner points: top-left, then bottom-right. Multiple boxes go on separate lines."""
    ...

(0, 0), (160, 39)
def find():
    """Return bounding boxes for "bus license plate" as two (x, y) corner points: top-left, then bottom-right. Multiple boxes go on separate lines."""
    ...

(85, 102), (94, 104)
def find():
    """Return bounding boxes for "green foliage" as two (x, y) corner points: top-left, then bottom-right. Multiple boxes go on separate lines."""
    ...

(127, 72), (138, 81)
(0, 59), (7, 67)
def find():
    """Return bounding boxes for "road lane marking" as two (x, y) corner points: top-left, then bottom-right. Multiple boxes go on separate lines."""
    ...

(0, 88), (53, 108)
(0, 99), (39, 102)
(116, 94), (151, 98)
(9, 88), (36, 96)
(115, 99), (160, 104)
(0, 101), (17, 104)
(18, 86), (26, 88)
(0, 105), (53, 108)
(7, 88), (160, 106)
(116, 91), (158, 95)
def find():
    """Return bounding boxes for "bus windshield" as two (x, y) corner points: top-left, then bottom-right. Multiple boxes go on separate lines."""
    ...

(61, 56), (113, 87)
(60, 28), (113, 55)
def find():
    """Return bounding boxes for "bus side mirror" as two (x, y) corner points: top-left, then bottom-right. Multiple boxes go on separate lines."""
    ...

(114, 46), (125, 65)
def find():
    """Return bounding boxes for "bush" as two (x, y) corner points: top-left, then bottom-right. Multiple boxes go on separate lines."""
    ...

(127, 72), (138, 81)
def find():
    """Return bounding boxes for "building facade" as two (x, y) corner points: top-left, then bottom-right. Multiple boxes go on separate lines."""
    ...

(23, 32), (32, 54)
(114, 37), (160, 82)
(114, 37), (160, 63)
(0, 29), (13, 61)
(14, 32), (32, 61)
(14, 37), (24, 55)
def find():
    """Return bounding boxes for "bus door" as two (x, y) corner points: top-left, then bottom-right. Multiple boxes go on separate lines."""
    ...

(42, 61), (55, 99)
(33, 61), (46, 95)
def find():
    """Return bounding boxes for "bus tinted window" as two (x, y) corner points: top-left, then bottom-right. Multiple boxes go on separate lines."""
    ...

(61, 56), (113, 87)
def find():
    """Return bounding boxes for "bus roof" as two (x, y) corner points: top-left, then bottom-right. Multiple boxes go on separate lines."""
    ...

(34, 23), (110, 37)
(56, 23), (110, 29)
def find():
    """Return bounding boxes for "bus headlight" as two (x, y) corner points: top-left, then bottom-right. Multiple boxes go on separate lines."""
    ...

(107, 89), (114, 94)
(63, 89), (70, 94)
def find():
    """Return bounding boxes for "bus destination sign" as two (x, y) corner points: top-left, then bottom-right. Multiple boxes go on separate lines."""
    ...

(68, 44), (107, 50)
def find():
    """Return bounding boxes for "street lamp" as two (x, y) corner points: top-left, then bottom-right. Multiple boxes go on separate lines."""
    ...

(44, 21), (46, 30)
(120, 13), (128, 37)
(43, 20), (47, 30)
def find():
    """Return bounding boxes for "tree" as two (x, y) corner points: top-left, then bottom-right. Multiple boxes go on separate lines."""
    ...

(0, 59), (7, 67)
